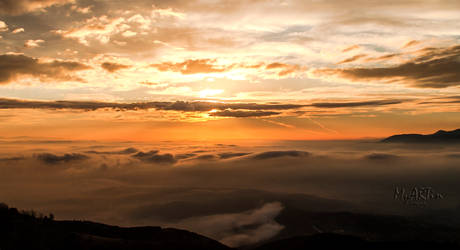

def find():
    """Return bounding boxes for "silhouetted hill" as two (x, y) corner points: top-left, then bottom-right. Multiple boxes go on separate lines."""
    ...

(0, 203), (231, 250)
(2, 203), (460, 250)
(381, 129), (460, 143)
(254, 233), (460, 250)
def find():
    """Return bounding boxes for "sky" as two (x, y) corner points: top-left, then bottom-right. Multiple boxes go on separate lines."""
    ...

(0, 0), (460, 140)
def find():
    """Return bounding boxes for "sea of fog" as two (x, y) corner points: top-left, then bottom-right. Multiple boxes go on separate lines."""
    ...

(1, 138), (459, 246)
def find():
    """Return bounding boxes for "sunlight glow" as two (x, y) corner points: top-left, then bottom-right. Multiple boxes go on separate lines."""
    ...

(199, 89), (224, 98)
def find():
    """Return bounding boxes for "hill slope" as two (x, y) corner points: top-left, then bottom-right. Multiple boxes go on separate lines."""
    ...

(381, 129), (460, 143)
(0, 203), (231, 250)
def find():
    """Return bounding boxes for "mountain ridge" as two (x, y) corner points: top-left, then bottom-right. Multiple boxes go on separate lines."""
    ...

(381, 129), (460, 143)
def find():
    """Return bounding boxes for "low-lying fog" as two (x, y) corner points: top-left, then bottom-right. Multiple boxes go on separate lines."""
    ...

(1, 138), (459, 247)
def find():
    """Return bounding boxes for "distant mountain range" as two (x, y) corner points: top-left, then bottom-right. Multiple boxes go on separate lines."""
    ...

(381, 129), (460, 143)
(2, 203), (460, 250)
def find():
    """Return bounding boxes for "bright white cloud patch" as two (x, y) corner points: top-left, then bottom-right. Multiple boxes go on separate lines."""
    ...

(12, 28), (24, 33)
(0, 21), (8, 32)
(24, 39), (44, 48)
(172, 202), (285, 247)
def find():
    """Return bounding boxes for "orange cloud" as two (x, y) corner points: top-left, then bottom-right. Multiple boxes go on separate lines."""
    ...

(403, 40), (421, 49)
(342, 45), (360, 53)
(150, 59), (229, 75)
(265, 63), (306, 76)
(101, 62), (131, 73)
(337, 54), (367, 64)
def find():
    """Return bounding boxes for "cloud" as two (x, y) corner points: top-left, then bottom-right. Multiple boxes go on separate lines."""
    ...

(54, 15), (128, 45)
(174, 202), (284, 248)
(85, 147), (138, 155)
(11, 28), (24, 33)
(342, 45), (360, 53)
(403, 40), (421, 48)
(195, 154), (217, 160)
(252, 150), (310, 160)
(364, 153), (399, 161)
(0, 99), (304, 112)
(313, 45), (460, 88)
(0, 156), (25, 162)
(209, 110), (280, 118)
(121, 30), (136, 37)
(265, 62), (306, 77)
(151, 59), (228, 75)
(418, 95), (460, 105)
(363, 53), (401, 63)
(133, 150), (177, 164)
(0, 21), (8, 32)
(101, 62), (131, 73)
(337, 54), (367, 64)
(174, 153), (197, 160)
(0, 0), (74, 15)
(34, 153), (88, 164)
(310, 99), (407, 108)
(218, 152), (251, 159)
(24, 39), (44, 48)
(0, 54), (90, 84)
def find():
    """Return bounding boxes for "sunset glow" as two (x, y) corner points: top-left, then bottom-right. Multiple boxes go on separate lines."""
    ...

(0, 0), (458, 140)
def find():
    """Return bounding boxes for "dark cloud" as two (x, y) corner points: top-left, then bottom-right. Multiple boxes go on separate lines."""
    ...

(446, 153), (460, 159)
(195, 154), (217, 160)
(363, 53), (401, 62)
(34, 153), (89, 164)
(218, 152), (251, 159)
(209, 110), (280, 118)
(0, 156), (25, 162)
(133, 150), (177, 164)
(337, 54), (367, 64)
(85, 147), (138, 155)
(314, 45), (460, 88)
(0, 0), (73, 15)
(418, 95), (460, 105)
(174, 153), (197, 160)
(0, 54), (90, 84)
(0, 98), (304, 112)
(151, 59), (228, 75)
(0, 98), (407, 116)
(310, 99), (407, 108)
(364, 153), (399, 161)
(101, 62), (131, 73)
(251, 150), (310, 160)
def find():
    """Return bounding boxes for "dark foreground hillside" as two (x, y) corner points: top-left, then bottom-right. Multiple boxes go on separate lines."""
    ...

(1, 203), (460, 250)
(0, 203), (230, 250)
